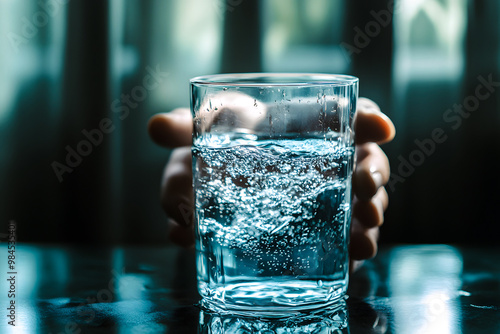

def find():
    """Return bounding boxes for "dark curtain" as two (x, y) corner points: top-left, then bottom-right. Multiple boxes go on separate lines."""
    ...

(1, 0), (499, 245)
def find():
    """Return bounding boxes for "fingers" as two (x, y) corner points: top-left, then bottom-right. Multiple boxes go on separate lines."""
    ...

(350, 218), (379, 260)
(348, 98), (394, 267)
(355, 98), (395, 145)
(147, 97), (394, 148)
(353, 143), (390, 201)
(196, 92), (268, 133)
(149, 109), (194, 246)
(350, 134), (391, 263)
(349, 190), (387, 264)
(352, 188), (388, 228)
(161, 147), (194, 229)
(350, 259), (365, 274)
(168, 219), (195, 247)
(148, 108), (193, 148)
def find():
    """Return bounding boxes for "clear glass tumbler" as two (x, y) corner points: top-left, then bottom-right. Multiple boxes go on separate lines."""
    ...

(190, 73), (358, 314)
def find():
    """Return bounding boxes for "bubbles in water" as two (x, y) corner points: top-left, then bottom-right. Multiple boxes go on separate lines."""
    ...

(194, 135), (353, 308)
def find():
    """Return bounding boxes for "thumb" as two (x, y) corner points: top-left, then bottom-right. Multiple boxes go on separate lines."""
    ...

(148, 108), (193, 148)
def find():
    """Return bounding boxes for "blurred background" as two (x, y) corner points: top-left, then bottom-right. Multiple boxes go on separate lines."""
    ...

(0, 0), (498, 245)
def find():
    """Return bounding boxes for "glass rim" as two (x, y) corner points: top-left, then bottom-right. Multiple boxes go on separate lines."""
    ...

(190, 73), (359, 87)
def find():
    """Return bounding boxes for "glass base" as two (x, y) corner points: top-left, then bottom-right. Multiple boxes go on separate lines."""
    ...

(199, 279), (347, 317)
(199, 298), (348, 333)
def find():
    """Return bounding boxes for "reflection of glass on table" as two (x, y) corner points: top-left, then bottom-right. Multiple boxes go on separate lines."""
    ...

(199, 299), (347, 333)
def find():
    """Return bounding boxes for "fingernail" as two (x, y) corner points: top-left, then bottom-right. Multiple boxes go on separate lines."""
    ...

(169, 113), (184, 120)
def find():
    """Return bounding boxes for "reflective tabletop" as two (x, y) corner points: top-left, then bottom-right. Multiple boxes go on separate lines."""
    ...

(0, 244), (499, 333)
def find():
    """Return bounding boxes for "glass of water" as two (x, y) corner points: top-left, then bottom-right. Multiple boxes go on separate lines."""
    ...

(190, 73), (358, 314)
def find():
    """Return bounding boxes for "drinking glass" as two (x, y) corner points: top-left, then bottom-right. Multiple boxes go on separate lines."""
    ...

(190, 73), (358, 314)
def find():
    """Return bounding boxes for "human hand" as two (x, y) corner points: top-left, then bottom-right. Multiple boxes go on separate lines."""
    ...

(148, 97), (395, 271)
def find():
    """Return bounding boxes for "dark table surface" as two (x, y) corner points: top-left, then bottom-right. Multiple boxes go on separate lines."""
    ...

(0, 244), (499, 333)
